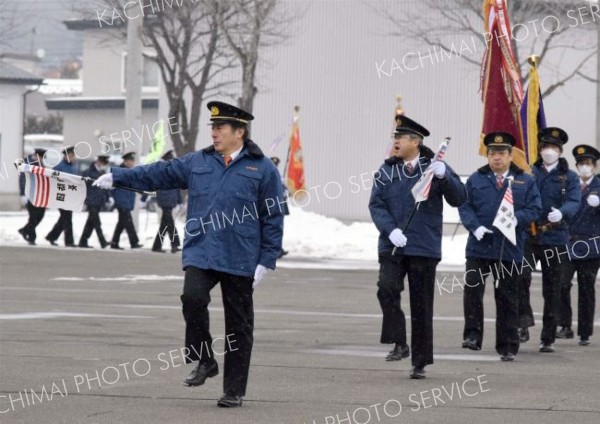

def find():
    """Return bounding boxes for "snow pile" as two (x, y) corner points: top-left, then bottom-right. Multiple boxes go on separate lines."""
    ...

(0, 206), (467, 267)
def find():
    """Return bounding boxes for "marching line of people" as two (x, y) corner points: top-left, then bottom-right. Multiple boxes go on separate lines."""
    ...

(369, 114), (599, 379)
(18, 148), (182, 253)
(15, 102), (599, 405)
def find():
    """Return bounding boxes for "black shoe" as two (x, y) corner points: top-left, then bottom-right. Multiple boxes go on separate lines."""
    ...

(462, 338), (480, 351)
(152, 248), (166, 253)
(183, 361), (219, 387)
(18, 228), (30, 242)
(579, 337), (591, 346)
(78, 243), (92, 248)
(500, 352), (515, 362)
(277, 249), (289, 259)
(65, 243), (76, 248)
(518, 327), (530, 343)
(539, 342), (555, 353)
(100, 241), (110, 249)
(409, 366), (426, 379)
(171, 246), (181, 253)
(46, 237), (58, 246)
(385, 344), (410, 361)
(27, 240), (36, 246)
(217, 394), (243, 408)
(110, 243), (124, 250)
(131, 244), (143, 249)
(556, 327), (574, 339)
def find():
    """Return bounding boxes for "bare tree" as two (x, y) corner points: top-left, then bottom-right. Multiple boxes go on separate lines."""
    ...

(0, 0), (32, 50)
(81, 0), (238, 157)
(211, 0), (298, 113)
(370, 0), (598, 98)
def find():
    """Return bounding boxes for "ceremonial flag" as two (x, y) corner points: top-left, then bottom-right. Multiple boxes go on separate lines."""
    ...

(493, 177), (516, 245)
(285, 106), (306, 197)
(480, 0), (528, 171)
(520, 57), (547, 165)
(144, 121), (166, 164)
(411, 138), (450, 203)
(386, 96), (405, 158)
(17, 162), (87, 211)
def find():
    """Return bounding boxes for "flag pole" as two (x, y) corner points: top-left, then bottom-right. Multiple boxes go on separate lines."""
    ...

(392, 137), (450, 256)
(283, 105), (299, 181)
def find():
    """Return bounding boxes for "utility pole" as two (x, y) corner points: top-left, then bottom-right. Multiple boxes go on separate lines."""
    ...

(125, 4), (144, 229)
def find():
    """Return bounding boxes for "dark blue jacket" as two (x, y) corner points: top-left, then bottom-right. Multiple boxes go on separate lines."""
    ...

(157, 189), (182, 209)
(369, 149), (466, 259)
(459, 164), (542, 262)
(83, 163), (109, 207)
(112, 140), (284, 277)
(54, 158), (77, 175)
(568, 176), (600, 260)
(531, 158), (581, 245)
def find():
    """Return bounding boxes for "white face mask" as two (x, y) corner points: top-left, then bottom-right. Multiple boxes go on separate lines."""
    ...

(540, 148), (559, 165)
(578, 164), (594, 178)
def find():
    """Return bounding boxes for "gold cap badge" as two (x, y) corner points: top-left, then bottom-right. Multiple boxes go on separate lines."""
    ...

(552, 130), (559, 138)
(494, 135), (503, 143)
(211, 106), (220, 116)
(577, 147), (586, 154)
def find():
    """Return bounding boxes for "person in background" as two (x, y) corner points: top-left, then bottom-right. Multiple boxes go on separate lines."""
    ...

(46, 146), (77, 247)
(78, 155), (110, 249)
(516, 128), (581, 353)
(558, 145), (600, 346)
(152, 150), (182, 253)
(110, 152), (143, 250)
(18, 148), (47, 245)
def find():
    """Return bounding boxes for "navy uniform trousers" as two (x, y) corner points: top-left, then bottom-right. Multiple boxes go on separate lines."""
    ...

(463, 258), (520, 355)
(377, 253), (439, 368)
(558, 258), (600, 338)
(182, 266), (254, 397)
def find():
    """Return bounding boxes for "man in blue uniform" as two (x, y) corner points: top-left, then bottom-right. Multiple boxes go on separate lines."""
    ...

(369, 115), (466, 379)
(110, 152), (143, 250)
(558, 144), (600, 345)
(516, 128), (581, 352)
(46, 146), (77, 247)
(459, 132), (542, 361)
(93, 101), (284, 407)
(152, 150), (182, 253)
(79, 155), (110, 248)
(18, 148), (47, 245)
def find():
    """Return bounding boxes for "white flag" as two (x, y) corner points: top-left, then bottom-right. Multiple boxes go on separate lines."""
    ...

(492, 179), (516, 245)
(411, 138), (450, 203)
(17, 162), (87, 212)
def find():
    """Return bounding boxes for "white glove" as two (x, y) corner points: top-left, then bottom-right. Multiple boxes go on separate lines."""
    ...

(473, 226), (493, 241)
(253, 264), (270, 288)
(429, 161), (446, 179)
(20, 195), (28, 207)
(512, 216), (518, 227)
(93, 173), (114, 189)
(388, 228), (407, 248)
(587, 194), (600, 207)
(547, 207), (563, 223)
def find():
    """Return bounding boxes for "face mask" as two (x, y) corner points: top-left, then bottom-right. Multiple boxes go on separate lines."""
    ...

(540, 148), (559, 165)
(578, 164), (594, 178)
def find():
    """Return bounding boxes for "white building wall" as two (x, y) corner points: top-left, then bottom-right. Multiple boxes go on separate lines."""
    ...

(0, 84), (25, 210)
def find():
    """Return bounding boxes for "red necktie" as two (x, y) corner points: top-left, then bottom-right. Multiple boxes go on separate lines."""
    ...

(224, 155), (232, 167)
(581, 183), (589, 194)
(496, 175), (504, 189)
(405, 162), (414, 174)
